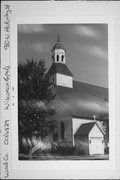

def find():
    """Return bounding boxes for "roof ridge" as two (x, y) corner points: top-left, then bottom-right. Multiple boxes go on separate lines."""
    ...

(73, 80), (108, 89)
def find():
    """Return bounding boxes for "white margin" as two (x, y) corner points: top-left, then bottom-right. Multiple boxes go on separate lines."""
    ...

(1, 1), (120, 179)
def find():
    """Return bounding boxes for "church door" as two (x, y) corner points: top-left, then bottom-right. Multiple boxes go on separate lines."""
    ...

(89, 137), (104, 155)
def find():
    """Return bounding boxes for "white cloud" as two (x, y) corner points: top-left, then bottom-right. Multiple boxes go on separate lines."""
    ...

(75, 25), (99, 38)
(18, 24), (45, 33)
(71, 42), (107, 61)
(91, 46), (108, 59)
(78, 100), (108, 113)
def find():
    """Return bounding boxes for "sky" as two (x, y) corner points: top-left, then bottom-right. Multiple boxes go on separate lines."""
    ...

(18, 24), (108, 88)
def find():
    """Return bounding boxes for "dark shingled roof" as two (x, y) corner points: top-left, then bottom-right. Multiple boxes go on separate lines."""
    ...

(48, 63), (73, 77)
(53, 80), (108, 120)
(75, 122), (96, 136)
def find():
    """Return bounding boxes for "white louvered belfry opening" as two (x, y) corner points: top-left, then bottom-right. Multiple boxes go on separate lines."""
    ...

(53, 49), (66, 64)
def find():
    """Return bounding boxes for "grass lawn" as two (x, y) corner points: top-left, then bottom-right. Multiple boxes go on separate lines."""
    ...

(19, 153), (109, 160)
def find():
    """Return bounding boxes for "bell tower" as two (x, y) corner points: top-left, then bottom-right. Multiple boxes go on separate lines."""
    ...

(51, 34), (66, 64)
(48, 34), (73, 88)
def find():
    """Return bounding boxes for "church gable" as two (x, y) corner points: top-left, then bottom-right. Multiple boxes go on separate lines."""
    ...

(56, 73), (73, 88)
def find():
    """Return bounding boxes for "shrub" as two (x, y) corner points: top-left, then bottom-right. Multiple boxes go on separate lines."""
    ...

(50, 145), (75, 156)
(74, 140), (89, 155)
(74, 148), (86, 156)
(104, 146), (109, 154)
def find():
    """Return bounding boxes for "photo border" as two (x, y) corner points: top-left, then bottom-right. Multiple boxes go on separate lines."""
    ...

(1, 1), (119, 179)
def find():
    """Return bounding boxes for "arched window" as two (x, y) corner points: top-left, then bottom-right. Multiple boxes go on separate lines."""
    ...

(61, 55), (64, 62)
(57, 55), (59, 62)
(61, 122), (65, 140)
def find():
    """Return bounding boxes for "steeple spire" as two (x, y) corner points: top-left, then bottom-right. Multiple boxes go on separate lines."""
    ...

(57, 34), (60, 43)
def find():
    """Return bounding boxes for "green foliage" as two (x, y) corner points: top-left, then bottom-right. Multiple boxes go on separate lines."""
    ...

(18, 104), (56, 139)
(104, 146), (109, 154)
(98, 112), (109, 121)
(18, 59), (54, 102)
(18, 59), (56, 139)
(98, 112), (109, 145)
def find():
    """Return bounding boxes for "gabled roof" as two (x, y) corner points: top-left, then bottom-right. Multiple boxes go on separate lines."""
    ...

(75, 122), (95, 136)
(47, 63), (73, 77)
(54, 81), (108, 120)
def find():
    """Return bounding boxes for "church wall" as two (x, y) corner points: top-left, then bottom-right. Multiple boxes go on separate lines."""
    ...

(56, 73), (73, 88)
(65, 120), (73, 146)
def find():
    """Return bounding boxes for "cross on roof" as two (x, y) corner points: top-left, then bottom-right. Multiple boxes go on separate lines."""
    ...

(93, 114), (97, 121)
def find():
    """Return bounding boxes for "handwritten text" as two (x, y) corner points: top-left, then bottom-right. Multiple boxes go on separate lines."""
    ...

(4, 4), (12, 50)
(3, 66), (10, 110)
(3, 153), (9, 178)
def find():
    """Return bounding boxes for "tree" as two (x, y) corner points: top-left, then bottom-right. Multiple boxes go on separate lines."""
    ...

(18, 59), (55, 102)
(98, 112), (109, 146)
(18, 59), (56, 158)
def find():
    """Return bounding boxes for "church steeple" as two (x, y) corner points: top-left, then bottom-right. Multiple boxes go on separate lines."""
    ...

(48, 35), (73, 88)
(51, 34), (66, 64)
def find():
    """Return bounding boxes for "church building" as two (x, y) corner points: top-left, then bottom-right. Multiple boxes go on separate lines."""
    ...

(47, 35), (108, 155)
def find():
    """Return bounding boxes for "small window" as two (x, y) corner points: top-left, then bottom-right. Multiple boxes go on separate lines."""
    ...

(61, 122), (65, 140)
(57, 55), (59, 62)
(61, 55), (64, 62)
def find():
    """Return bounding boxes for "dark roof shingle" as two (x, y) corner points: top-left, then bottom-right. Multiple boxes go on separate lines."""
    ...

(48, 63), (73, 77)
(75, 122), (95, 136)
(54, 81), (108, 120)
